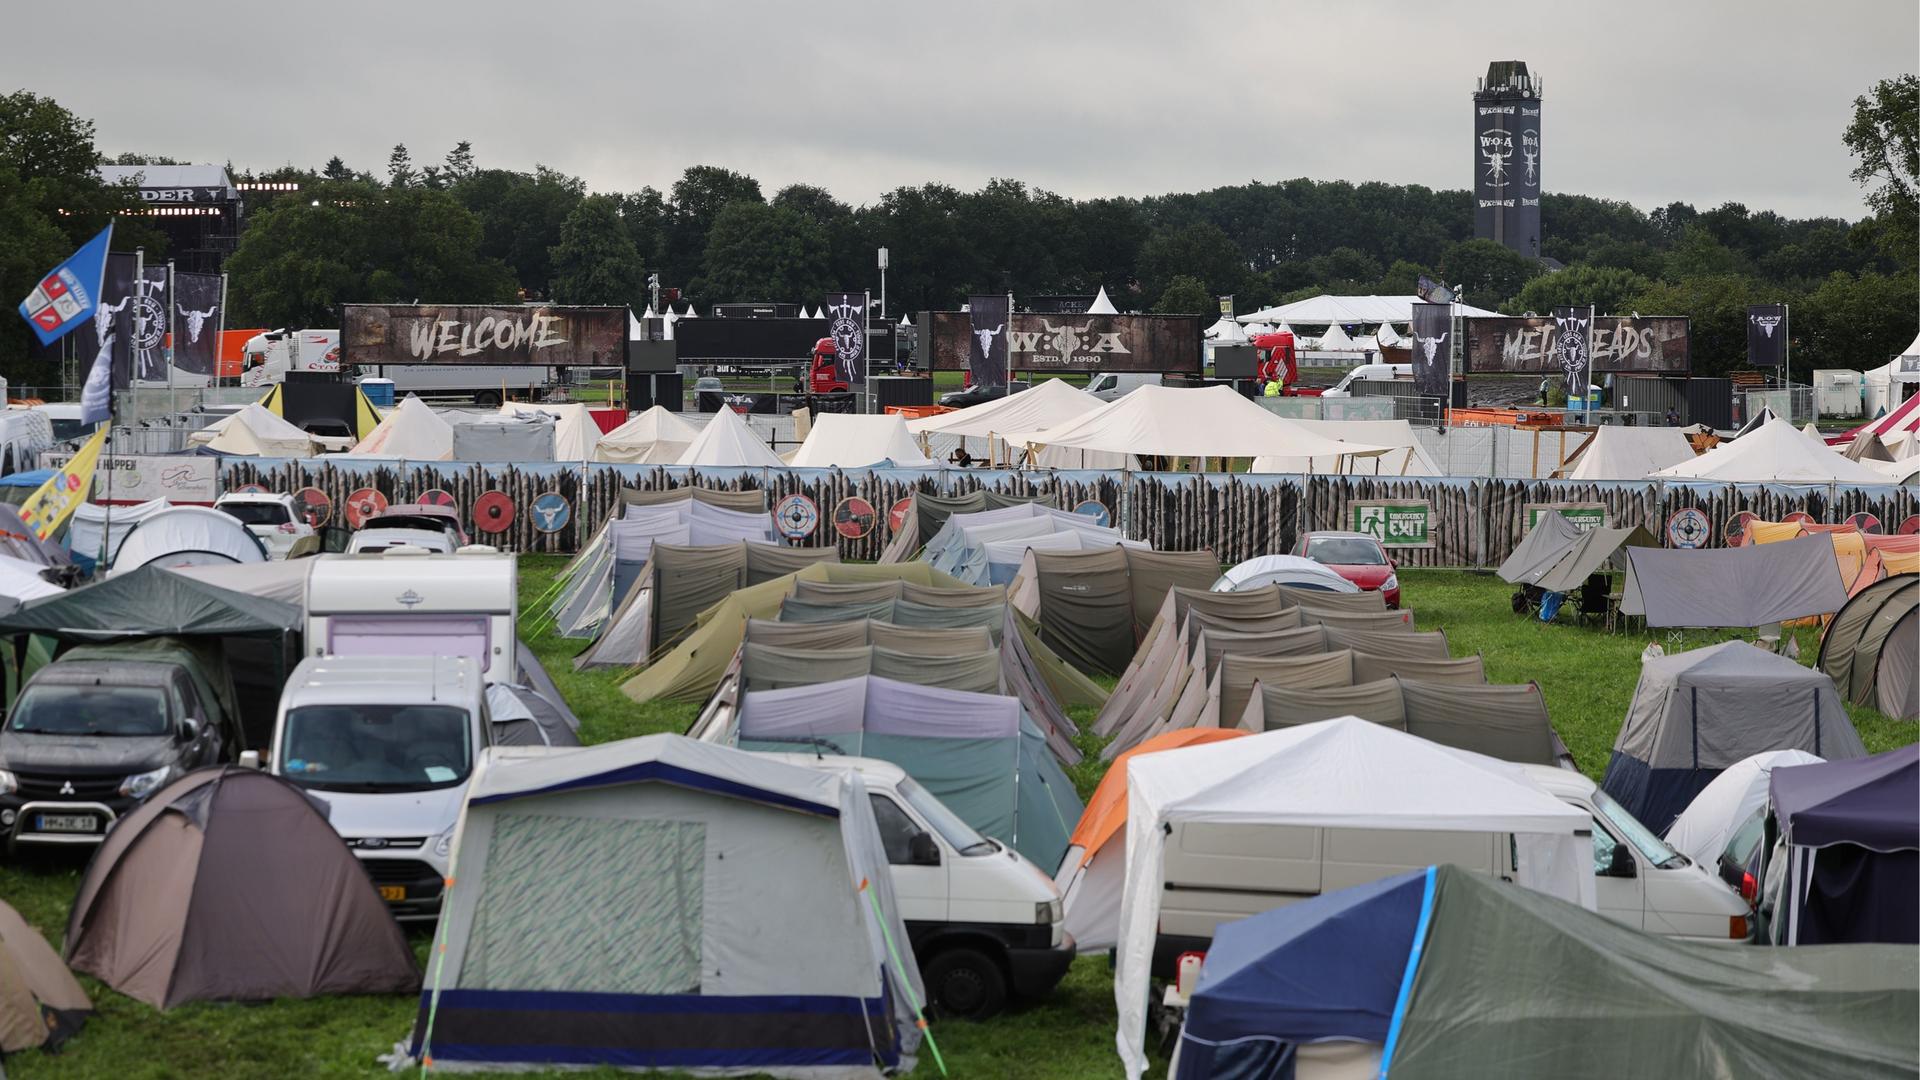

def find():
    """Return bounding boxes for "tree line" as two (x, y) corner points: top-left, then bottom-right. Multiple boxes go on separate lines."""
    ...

(0, 79), (1913, 386)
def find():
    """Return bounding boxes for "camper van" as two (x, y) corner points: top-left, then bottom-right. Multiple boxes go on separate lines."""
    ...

(252, 655), (486, 920)
(768, 753), (1075, 1019)
(304, 548), (518, 683)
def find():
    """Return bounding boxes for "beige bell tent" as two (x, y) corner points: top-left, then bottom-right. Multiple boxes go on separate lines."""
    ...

(1563, 425), (1697, 480)
(595, 406), (702, 464)
(345, 395), (453, 460)
(1005, 385), (1389, 465)
(908, 378), (1132, 468)
(788, 413), (935, 468)
(1654, 418), (1891, 484)
(674, 405), (787, 468)
(191, 403), (318, 457)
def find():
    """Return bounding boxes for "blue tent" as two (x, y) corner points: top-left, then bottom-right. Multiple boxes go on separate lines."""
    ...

(0, 469), (54, 489)
(1768, 745), (1919, 945)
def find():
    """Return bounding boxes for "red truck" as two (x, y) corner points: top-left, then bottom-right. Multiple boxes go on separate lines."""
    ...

(1252, 331), (1321, 396)
(807, 337), (850, 394)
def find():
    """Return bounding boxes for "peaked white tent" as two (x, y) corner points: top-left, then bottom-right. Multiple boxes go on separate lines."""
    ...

(788, 414), (935, 468)
(594, 406), (701, 465)
(661, 306), (679, 340)
(1236, 294), (1499, 326)
(1373, 321), (1403, 347)
(1113, 716), (1593, 1079)
(681, 304), (698, 318)
(1314, 322), (1358, 351)
(1087, 286), (1118, 314)
(193, 403), (317, 457)
(1005, 384), (1389, 463)
(346, 395), (453, 460)
(907, 378), (1132, 468)
(1249, 418), (1439, 475)
(1203, 315), (1245, 343)
(500, 402), (601, 462)
(1654, 418), (1892, 484)
(674, 406), (786, 468)
(628, 308), (646, 341)
(1565, 425), (1697, 480)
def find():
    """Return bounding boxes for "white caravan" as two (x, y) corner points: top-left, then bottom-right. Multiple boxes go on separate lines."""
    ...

(304, 548), (518, 683)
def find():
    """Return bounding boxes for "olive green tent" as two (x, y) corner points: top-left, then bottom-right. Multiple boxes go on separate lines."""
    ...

(1819, 574), (1917, 719)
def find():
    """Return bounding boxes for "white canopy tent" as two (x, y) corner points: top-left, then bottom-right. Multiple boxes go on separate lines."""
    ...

(192, 403), (318, 457)
(1005, 384), (1388, 464)
(1314, 322), (1357, 351)
(1202, 315), (1245, 343)
(1236, 294), (1498, 326)
(907, 378), (1133, 468)
(594, 406), (702, 465)
(1654, 418), (1893, 484)
(1113, 716), (1594, 1079)
(346, 395), (453, 460)
(499, 402), (601, 462)
(1087, 286), (1118, 314)
(1249, 418), (1439, 475)
(1564, 425), (1697, 480)
(788, 413), (935, 468)
(673, 406), (786, 468)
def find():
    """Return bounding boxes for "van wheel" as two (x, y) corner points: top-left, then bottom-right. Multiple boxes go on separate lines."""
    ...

(473, 390), (502, 406)
(924, 947), (1006, 1020)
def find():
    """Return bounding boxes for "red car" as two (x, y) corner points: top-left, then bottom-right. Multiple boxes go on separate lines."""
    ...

(1292, 531), (1400, 607)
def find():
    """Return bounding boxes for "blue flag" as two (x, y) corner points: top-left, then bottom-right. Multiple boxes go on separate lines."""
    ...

(17, 223), (113, 346)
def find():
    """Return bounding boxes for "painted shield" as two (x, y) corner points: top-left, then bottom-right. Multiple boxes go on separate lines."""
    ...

(888, 497), (914, 535)
(1073, 500), (1112, 528)
(1724, 511), (1756, 547)
(1665, 507), (1711, 549)
(473, 490), (515, 534)
(417, 488), (457, 510)
(293, 486), (333, 529)
(1783, 510), (1815, 527)
(344, 488), (389, 530)
(1899, 515), (1920, 535)
(833, 496), (876, 540)
(531, 492), (571, 534)
(775, 493), (819, 540)
(1844, 512), (1882, 534)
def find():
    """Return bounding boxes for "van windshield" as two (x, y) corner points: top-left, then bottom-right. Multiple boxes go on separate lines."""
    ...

(279, 704), (471, 792)
(8, 685), (170, 737)
(219, 501), (291, 527)
(1592, 790), (1688, 869)
(899, 777), (995, 856)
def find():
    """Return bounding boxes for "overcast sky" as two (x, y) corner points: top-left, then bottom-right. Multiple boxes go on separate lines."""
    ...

(9, 0), (1914, 221)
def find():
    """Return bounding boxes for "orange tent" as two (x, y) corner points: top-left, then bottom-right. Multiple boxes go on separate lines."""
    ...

(1069, 728), (1250, 867)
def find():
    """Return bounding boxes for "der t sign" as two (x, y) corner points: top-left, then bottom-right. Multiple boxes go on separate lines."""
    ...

(342, 305), (626, 367)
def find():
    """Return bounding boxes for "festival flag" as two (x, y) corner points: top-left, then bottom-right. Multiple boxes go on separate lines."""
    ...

(822, 292), (868, 385)
(1746, 304), (1788, 366)
(17, 426), (107, 541)
(16, 223), (113, 346)
(172, 271), (223, 375)
(967, 294), (1010, 387)
(1552, 305), (1594, 403)
(1409, 302), (1452, 399)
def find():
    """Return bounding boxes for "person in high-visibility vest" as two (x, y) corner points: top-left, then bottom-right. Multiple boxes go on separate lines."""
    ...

(1263, 379), (1281, 397)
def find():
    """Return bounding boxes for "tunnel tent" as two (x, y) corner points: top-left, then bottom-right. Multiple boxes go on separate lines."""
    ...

(1819, 574), (1918, 719)
(1601, 640), (1864, 833)
(1622, 533), (1850, 628)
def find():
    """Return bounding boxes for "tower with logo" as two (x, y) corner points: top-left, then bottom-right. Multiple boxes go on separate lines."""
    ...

(1472, 60), (1542, 259)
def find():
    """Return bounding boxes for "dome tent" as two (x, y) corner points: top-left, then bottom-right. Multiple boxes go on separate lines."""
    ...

(1819, 574), (1918, 719)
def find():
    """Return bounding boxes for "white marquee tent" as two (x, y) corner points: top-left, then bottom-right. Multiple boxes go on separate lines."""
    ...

(1565, 425), (1697, 481)
(594, 406), (702, 465)
(1654, 418), (1893, 485)
(788, 413), (935, 468)
(907, 378), (1132, 468)
(1249, 418), (1439, 475)
(673, 406), (786, 468)
(1236, 294), (1498, 326)
(1006, 384), (1388, 463)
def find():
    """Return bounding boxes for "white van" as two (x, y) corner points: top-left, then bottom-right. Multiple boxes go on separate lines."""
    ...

(764, 753), (1075, 1019)
(304, 548), (517, 683)
(1087, 372), (1162, 401)
(1320, 363), (1411, 398)
(250, 655), (486, 920)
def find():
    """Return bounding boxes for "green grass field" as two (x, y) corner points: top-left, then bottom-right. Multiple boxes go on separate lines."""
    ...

(0, 562), (1908, 1079)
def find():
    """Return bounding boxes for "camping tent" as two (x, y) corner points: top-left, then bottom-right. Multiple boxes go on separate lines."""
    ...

(1622, 533), (1849, 627)
(65, 767), (419, 1008)
(0, 553), (61, 606)
(1025, 545), (1223, 675)
(0, 898), (89, 1053)
(1249, 418), (1440, 476)
(193, 403), (318, 457)
(674, 404), (787, 468)
(594, 406), (701, 464)
(1767, 746), (1918, 946)
(1653, 418), (1891, 484)
(1664, 749), (1823, 868)
(1496, 517), (1658, 594)
(1819, 574), (1918, 719)
(1056, 729), (1249, 951)
(1114, 716), (1593, 1079)
(1601, 641), (1863, 833)
(406, 734), (925, 1076)
(108, 505), (268, 574)
(1212, 555), (1357, 594)
(0, 563), (300, 641)
(788, 413), (935, 468)
(1565, 425), (1698, 480)
(925, 503), (1142, 586)
(1172, 864), (1920, 1080)
(346, 395), (453, 460)
(878, 489), (1057, 563)
(724, 674), (1083, 870)
(500, 402), (601, 461)
(907, 378), (1130, 468)
(1003, 385), (1389, 462)
(68, 497), (169, 570)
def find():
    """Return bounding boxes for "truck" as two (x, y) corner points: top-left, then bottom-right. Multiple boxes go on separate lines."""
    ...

(241, 329), (551, 404)
(764, 752), (1075, 1019)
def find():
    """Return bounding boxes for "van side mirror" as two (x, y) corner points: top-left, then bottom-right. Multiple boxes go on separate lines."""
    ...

(181, 717), (201, 742)
(908, 832), (941, 866)
(1606, 843), (1637, 878)
(238, 750), (261, 769)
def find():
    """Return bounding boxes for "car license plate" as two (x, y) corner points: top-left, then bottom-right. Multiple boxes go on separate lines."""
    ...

(36, 813), (97, 833)
(378, 885), (406, 902)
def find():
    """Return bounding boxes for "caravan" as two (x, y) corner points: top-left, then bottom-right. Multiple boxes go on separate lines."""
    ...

(304, 548), (517, 682)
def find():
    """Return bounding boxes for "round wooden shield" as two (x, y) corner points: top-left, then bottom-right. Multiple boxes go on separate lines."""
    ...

(888, 497), (914, 535)
(1724, 511), (1756, 547)
(473, 490), (515, 534)
(1845, 512), (1882, 534)
(344, 487), (388, 530)
(832, 496), (877, 540)
(293, 486), (333, 529)
(1899, 515), (1920, 535)
(1073, 500), (1112, 528)
(417, 488), (457, 510)
(1665, 507), (1711, 549)
(1783, 510), (1816, 527)
(774, 494), (819, 540)
(531, 492), (571, 534)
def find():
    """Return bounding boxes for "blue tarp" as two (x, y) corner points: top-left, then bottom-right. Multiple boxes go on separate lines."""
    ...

(0, 469), (53, 488)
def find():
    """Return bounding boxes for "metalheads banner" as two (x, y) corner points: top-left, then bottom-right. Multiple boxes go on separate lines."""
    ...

(1462, 315), (1689, 374)
(966, 294), (1010, 387)
(1552, 306), (1592, 397)
(1746, 304), (1788, 366)
(823, 292), (867, 384)
(172, 271), (222, 375)
(1409, 302), (1451, 399)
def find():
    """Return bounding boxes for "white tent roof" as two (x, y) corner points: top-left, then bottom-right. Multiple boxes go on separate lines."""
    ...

(907, 377), (1106, 440)
(628, 309), (646, 341)
(1237, 294), (1498, 325)
(1314, 322), (1357, 351)
(1005, 384), (1388, 461)
(788, 413), (935, 468)
(1664, 749), (1823, 868)
(70, 497), (169, 566)
(1566, 425), (1697, 481)
(1212, 554), (1358, 593)
(167, 559), (314, 606)
(0, 553), (61, 604)
(673, 405), (786, 468)
(594, 406), (702, 465)
(347, 395), (453, 460)
(1250, 418), (1439, 476)
(899, 314), (913, 328)
(1654, 418), (1892, 484)
(1374, 321), (1403, 347)
(681, 305), (698, 318)
(197, 403), (317, 457)
(500, 402), (600, 462)
(1203, 315), (1246, 342)
(110, 506), (267, 575)
(1114, 716), (1593, 1078)
(1087, 286), (1118, 314)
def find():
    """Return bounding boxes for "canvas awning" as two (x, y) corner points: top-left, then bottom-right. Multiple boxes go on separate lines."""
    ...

(0, 563), (300, 641)
(1622, 533), (1849, 626)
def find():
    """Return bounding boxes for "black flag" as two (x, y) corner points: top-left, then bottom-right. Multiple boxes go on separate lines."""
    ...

(1409, 302), (1451, 399)
(129, 264), (168, 384)
(822, 292), (867, 385)
(1746, 304), (1787, 366)
(172, 272), (222, 376)
(70, 253), (137, 391)
(967, 294), (1010, 387)
(1552, 306), (1592, 400)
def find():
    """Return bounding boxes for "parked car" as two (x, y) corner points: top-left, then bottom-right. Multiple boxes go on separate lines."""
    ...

(347, 527), (455, 554)
(0, 638), (240, 849)
(213, 491), (316, 560)
(767, 752), (1074, 1019)
(1292, 530), (1400, 607)
(248, 655), (486, 920)
(938, 380), (1030, 408)
(360, 504), (469, 548)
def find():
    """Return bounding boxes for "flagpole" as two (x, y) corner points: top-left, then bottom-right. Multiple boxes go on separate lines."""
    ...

(105, 249), (139, 575)
(215, 272), (229, 388)
(166, 260), (177, 409)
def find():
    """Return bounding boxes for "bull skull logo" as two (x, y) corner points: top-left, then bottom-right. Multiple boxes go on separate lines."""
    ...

(1752, 315), (1782, 339)
(1414, 334), (1447, 365)
(178, 303), (217, 343)
(1041, 321), (1089, 358)
(93, 294), (129, 339)
(973, 323), (1002, 358)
